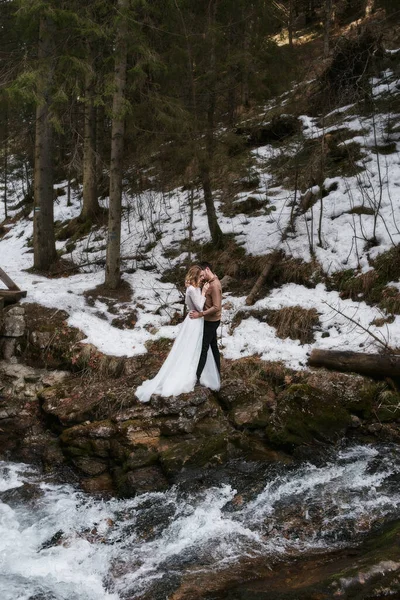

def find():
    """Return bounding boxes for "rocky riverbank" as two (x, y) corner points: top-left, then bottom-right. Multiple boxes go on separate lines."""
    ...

(1, 301), (400, 497)
(2, 303), (400, 599)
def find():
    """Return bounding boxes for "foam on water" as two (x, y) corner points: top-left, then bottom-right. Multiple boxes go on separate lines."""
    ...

(1, 445), (400, 599)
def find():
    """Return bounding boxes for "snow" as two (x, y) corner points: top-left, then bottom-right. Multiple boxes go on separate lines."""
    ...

(1, 60), (400, 370)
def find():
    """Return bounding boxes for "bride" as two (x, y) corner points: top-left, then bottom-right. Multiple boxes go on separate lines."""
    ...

(135, 265), (221, 402)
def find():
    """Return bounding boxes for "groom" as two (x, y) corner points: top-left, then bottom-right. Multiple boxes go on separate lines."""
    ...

(189, 261), (222, 382)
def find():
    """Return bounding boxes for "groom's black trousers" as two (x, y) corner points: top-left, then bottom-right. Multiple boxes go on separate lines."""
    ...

(196, 320), (221, 379)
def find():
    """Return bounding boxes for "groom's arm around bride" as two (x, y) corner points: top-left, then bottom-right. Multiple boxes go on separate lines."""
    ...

(189, 262), (222, 381)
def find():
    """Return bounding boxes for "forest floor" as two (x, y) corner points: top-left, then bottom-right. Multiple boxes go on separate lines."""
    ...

(2, 18), (400, 373)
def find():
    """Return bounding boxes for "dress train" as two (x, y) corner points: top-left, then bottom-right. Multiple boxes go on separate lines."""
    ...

(135, 314), (220, 403)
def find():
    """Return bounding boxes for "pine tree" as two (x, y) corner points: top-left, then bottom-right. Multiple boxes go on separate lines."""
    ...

(33, 8), (58, 270)
(105, 0), (129, 289)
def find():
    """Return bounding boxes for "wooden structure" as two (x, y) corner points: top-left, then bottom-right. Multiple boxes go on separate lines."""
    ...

(308, 349), (400, 378)
(0, 267), (27, 305)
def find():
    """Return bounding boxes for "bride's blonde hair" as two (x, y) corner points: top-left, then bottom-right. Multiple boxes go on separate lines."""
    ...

(185, 265), (202, 287)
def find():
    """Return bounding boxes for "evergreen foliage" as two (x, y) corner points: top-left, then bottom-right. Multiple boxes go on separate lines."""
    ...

(0, 0), (396, 276)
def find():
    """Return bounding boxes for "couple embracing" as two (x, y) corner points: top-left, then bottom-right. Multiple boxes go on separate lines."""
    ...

(136, 262), (222, 403)
(136, 262), (222, 402)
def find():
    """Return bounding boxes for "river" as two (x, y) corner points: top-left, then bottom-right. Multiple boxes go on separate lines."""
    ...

(1, 443), (400, 599)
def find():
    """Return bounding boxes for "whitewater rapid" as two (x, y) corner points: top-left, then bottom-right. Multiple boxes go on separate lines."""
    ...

(1, 444), (400, 599)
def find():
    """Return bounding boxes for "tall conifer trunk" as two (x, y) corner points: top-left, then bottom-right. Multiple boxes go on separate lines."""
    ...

(201, 0), (224, 249)
(3, 102), (8, 220)
(105, 0), (128, 289)
(81, 50), (100, 221)
(288, 0), (294, 49)
(323, 0), (333, 57)
(33, 14), (57, 271)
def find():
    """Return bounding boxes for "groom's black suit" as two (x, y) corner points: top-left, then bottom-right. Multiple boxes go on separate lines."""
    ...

(196, 276), (222, 379)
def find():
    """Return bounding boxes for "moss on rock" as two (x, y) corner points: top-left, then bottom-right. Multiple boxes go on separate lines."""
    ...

(159, 434), (237, 476)
(266, 383), (352, 450)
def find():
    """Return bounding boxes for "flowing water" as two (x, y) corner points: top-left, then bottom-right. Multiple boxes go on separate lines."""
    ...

(2, 444), (400, 600)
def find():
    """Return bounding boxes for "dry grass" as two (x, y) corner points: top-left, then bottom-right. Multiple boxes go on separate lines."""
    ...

(272, 257), (323, 288)
(370, 314), (395, 328)
(230, 305), (320, 344)
(222, 355), (296, 392)
(329, 245), (400, 315)
(267, 306), (320, 344)
(380, 287), (400, 315)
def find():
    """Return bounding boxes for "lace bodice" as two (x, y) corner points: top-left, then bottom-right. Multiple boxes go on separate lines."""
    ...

(185, 285), (206, 312)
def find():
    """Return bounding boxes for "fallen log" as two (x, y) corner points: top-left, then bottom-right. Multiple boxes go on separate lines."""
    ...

(0, 267), (20, 291)
(0, 290), (27, 304)
(308, 349), (400, 378)
(245, 250), (282, 306)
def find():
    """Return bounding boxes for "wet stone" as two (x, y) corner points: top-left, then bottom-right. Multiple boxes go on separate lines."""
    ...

(121, 466), (169, 496)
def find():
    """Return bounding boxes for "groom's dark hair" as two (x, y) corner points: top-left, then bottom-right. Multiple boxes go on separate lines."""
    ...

(199, 261), (213, 272)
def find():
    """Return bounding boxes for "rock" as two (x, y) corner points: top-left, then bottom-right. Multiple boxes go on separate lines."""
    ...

(220, 275), (236, 290)
(18, 432), (64, 466)
(7, 306), (25, 316)
(40, 386), (105, 425)
(117, 420), (161, 449)
(150, 387), (211, 413)
(0, 482), (44, 505)
(0, 338), (17, 360)
(367, 422), (400, 443)
(350, 415), (362, 428)
(2, 308), (25, 337)
(266, 383), (352, 450)
(0, 361), (50, 398)
(24, 385), (38, 398)
(156, 396), (224, 436)
(72, 456), (108, 476)
(159, 434), (239, 476)
(42, 371), (70, 387)
(80, 473), (114, 495)
(24, 373), (41, 383)
(29, 330), (52, 349)
(41, 438), (66, 467)
(125, 446), (159, 470)
(218, 379), (275, 429)
(306, 369), (378, 418)
(60, 421), (116, 456)
(230, 398), (273, 428)
(119, 466), (169, 496)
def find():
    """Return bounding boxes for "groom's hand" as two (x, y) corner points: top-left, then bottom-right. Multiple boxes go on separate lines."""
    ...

(189, 310), (201, 319)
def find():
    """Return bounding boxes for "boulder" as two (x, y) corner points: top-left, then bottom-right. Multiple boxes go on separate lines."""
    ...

(306, 369), (379, 418)
(73, 456), (109, 476)
(220, 275), (236, 291)
(1, 306), (25, 337)
(80, 473), (114, 495)
(218, 379), (275, 429)
(0, 338), (18, 360)
(60, 421), (116, 458)
(118, 466), (169, 496)
(159, 434), (240, 476)
(266, 383), (352, 450)
(40, 385), (105, 425)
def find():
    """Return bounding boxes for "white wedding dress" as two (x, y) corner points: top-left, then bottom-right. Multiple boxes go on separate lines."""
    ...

(135, 286), (220, 402)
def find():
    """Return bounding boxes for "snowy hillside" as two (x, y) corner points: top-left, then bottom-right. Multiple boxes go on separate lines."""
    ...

(1, 61), (400, 370)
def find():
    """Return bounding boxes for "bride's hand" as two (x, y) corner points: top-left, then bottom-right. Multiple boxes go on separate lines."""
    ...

(202, 282), (210, 296)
